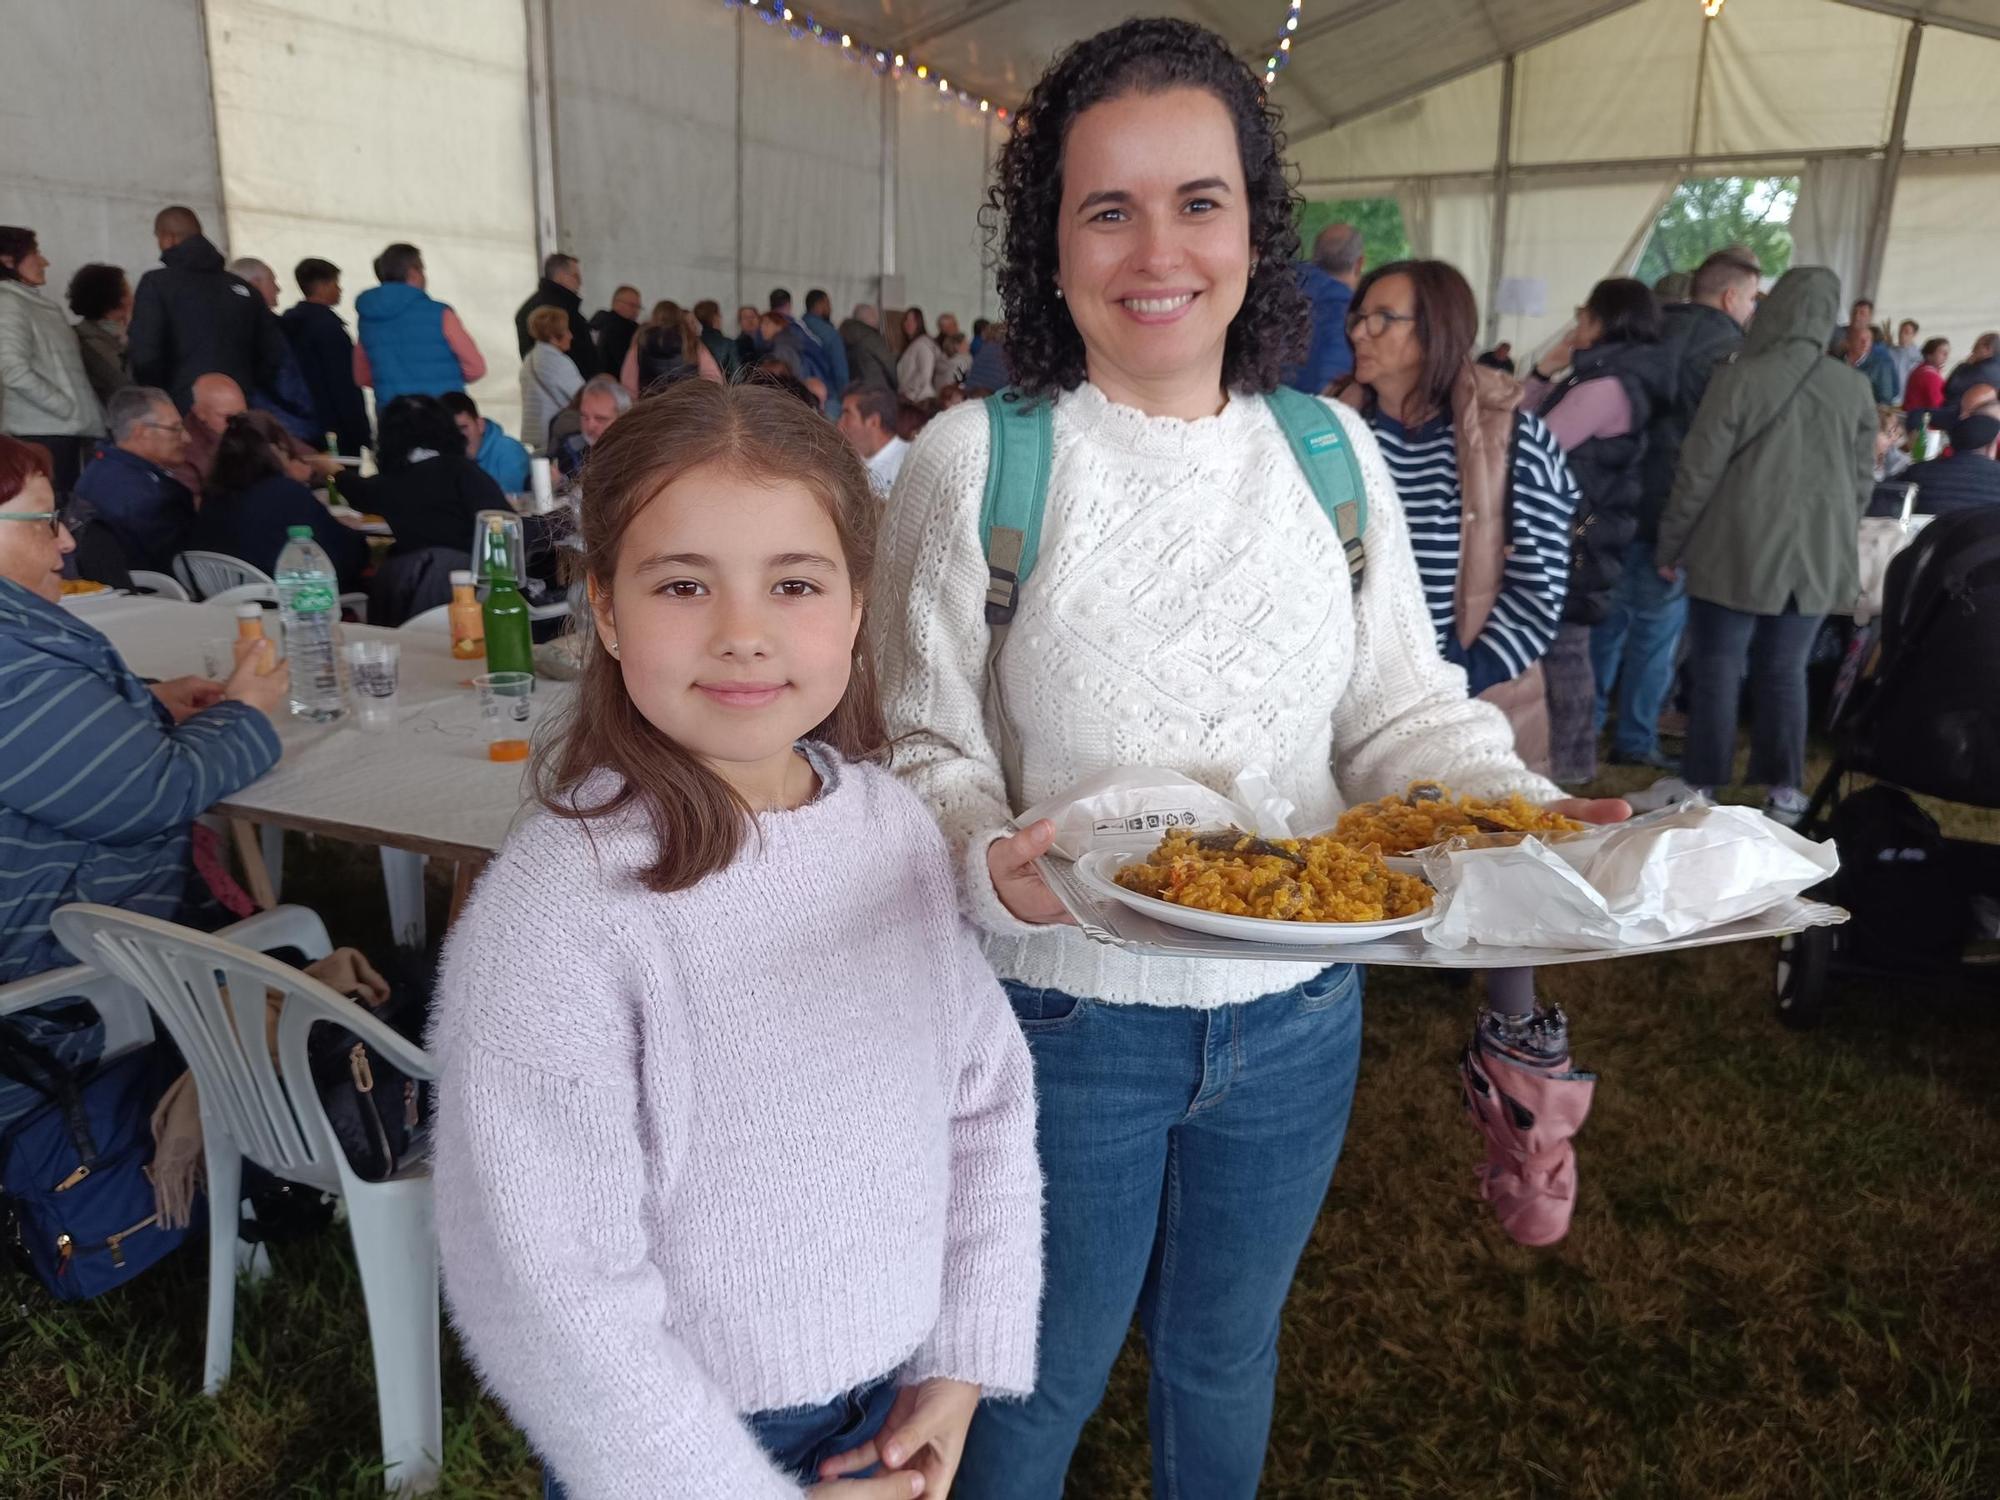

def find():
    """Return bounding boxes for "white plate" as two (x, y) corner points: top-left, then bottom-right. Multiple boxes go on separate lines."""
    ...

(1072, 848), (1434, 947)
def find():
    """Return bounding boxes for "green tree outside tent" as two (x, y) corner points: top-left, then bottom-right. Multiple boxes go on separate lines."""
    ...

(1296, 198), (1411, 269)
(1635, 176), (1797, 283)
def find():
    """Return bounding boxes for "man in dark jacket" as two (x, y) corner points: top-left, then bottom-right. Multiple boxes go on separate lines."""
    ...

(513, 254), (599, 377)
(127, 206), (288, 413)
(1590, 246), (1758, 769)
(1905, 409), (2000, 515)
(589, 285), (642, 385)
(1281, 222), (1362, 393)
(840, 303), (898, 391)
(281, 257), (371, 457)
(1943, 332), (2000, 412)
(800, 289), (851, 411)
(71, 386), (197, 574)
(692, 301), (740, 378)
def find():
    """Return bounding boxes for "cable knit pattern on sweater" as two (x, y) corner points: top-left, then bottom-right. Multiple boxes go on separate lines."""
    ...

(428, 751), (1043, 1499)
(873, 381), (1563, 1009)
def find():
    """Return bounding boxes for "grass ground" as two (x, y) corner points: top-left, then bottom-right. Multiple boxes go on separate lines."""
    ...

(4, 754), (1997, 1499)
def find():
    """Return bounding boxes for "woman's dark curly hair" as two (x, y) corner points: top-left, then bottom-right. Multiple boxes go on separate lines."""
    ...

(209, 412), (292, 497)
(985, 17), (1306, 399)
(66, 263), (128, 321)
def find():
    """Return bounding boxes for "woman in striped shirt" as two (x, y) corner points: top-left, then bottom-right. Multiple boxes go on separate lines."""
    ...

(0, 435), (288, 991)
(1340, 260), (1596, 1248)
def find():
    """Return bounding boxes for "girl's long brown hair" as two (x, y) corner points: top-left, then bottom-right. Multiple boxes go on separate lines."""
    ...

(534, 379), (888, 893)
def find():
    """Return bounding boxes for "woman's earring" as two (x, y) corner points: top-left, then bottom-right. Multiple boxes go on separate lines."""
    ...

(608, 639), (619, 657)
(1054, 286), (1064, 300)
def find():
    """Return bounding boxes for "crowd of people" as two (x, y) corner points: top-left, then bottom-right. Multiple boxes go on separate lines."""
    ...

(1, 11), (1994, 1499)
(0, 208), (1003, 620)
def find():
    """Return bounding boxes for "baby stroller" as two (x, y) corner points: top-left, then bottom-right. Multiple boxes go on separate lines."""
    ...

(1775, 504), (2000, 1027)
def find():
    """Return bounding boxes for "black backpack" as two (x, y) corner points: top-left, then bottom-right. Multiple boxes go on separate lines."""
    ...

(1827, 785), (1968, 967)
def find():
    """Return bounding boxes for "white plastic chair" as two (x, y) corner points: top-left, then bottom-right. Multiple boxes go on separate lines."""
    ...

(128, 569), (191, 602)
(51, 905), (442, 1494)
(174, 551), (368, 621)
(174, 550), (274, 602)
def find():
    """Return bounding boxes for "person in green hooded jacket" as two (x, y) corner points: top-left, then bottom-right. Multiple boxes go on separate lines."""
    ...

(1656, 265), (1875, 823)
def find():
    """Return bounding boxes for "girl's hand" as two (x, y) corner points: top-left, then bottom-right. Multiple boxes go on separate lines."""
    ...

(1547, 797), (1631, 826)
(805, 1474), (924, 1498)
(986, 821), (1076, 926)
(819, 1379), (981, 1499)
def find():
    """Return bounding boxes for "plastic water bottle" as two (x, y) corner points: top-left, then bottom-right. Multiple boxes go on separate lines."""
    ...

(275, 525), (347, 722)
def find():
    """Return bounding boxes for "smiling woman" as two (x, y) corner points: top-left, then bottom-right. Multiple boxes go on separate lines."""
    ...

(873, 17), (1604, 1499)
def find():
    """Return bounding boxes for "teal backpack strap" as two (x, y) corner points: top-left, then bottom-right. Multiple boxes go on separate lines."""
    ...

(1264, 386), (1368, 593)
(978, 391), (1055, 625)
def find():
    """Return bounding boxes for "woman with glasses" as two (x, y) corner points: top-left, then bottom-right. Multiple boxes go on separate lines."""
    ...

(0, 434), (289, 992)
(874, 24), (1623, 1497)
(0, 227), (105, 497)
(1341, 260), (1598, 1249)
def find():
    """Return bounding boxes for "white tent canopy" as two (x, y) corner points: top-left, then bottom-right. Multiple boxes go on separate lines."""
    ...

(7, 0), (2000, 433)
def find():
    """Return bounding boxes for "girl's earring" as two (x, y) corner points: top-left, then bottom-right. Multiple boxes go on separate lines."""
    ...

(1054, 286), (1064, 300)
(608, 639), (620, 656)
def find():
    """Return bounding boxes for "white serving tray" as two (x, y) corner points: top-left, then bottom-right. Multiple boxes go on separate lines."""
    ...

(1039, 856), (1846, 970)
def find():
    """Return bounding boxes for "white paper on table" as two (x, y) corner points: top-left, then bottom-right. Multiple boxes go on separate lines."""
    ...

(1015, 766), (1294, 861)
(1421, 801), (1839, 951)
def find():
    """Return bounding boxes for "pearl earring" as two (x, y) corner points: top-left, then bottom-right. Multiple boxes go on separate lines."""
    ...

(1054, 287), (1064, 300)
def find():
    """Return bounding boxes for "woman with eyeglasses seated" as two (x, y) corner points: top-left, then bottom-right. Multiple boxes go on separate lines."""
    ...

(0, 434), (289, 995)
(188, 411), (370, 592)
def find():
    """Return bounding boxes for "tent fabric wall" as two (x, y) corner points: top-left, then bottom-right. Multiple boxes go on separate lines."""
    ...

(205, 0), (538, 436)
(1496, 175), (1678, 358)
(1902, 25), (2000, 150)
(1293, 66), (1503, 186)
(551, 0), (740, 316)
(740, 16), (884, 320)
(895, 89), (996, 329)
(0, 0), (224, 320)
(1510, 1), (1703, 166)
(1876, 157), (2000, 364)
(1696, 0), (1906, 156)
(1791, 157), (1879, 310)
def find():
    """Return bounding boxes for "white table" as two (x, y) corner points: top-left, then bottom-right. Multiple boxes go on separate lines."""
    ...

(87, 597), (568, 944)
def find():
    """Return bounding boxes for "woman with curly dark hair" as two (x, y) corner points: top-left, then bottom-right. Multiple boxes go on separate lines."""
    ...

(869, 18), (1624, 1498)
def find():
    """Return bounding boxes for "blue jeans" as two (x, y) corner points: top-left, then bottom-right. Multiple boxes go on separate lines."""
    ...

(542, 1376), (896, 1497)
(1681, 597), (1822, 793)
(956, 965), (1364, 1500)
(1589, 538), (1689, 758)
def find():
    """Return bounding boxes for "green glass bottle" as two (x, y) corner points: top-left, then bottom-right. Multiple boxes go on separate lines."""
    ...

(478, 514), (534, 679)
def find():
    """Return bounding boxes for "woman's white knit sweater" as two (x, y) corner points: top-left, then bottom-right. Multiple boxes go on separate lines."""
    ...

(428, 751), (1043, 1499)
(873, 381), (1563, 1009)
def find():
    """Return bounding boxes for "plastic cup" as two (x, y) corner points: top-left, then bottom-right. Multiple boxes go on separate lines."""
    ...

(475, 670), (535, 762)
(344, 640), (401, 732)
(200, 637), (239, 681)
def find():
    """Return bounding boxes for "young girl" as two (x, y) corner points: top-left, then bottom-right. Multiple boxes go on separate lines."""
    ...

(430, 380), (1044, 1500)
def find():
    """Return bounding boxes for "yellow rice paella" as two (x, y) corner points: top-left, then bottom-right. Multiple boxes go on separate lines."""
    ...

(1114, 828), (1432, 924)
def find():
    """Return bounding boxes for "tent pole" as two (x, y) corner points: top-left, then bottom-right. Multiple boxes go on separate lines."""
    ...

(1483, 54), (1516, 348)
(881, 75), (899, 305)
(1859, 20), (1922, 303)
(734, 7), (747, 312)
(525, 0), (560, 265)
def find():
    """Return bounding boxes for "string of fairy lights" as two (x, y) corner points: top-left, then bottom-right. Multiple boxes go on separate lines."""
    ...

(1261, 0), (1304, 86)
(717, 0), (1319, 119)
(717, 0), (1009, 122)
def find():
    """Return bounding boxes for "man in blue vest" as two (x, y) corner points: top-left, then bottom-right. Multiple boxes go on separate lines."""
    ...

(352, 243), (486, 408)
(1280, 222), (1363, 394)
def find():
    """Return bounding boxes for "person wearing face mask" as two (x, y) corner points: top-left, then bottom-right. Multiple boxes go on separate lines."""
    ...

(1587, 246), (1759, 774)
(874, 21), (1627, 1499)
(1521, 277), (1674, 787)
